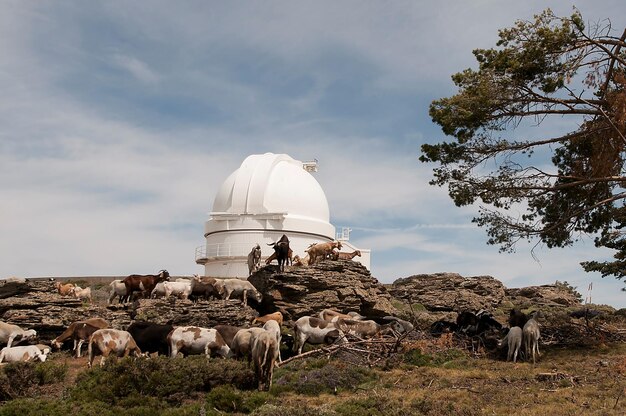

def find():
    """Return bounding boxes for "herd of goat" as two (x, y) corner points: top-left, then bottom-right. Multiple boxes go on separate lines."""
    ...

(0, 237), (542, 391)
(429, 308), (541, 364)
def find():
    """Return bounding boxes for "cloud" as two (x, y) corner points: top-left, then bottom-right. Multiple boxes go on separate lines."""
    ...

(111, 53), (160, 84)
(1, 1), (625, 308)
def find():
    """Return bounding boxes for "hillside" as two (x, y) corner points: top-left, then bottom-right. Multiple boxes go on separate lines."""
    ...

(1, 262), (625, 415)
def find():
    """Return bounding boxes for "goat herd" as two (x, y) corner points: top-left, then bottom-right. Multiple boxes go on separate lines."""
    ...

(0, 237), (541, 392)
(430, 308), (542, 364)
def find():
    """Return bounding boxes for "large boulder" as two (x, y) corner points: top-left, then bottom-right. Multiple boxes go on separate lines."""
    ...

(249, 259), (397, 320)
(389, 272), (506, 312)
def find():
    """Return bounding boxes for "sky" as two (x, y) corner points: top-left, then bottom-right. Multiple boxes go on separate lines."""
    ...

(2, 1), (626, 308)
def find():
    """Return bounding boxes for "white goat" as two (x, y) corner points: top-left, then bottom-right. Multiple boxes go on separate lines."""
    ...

(213, 279), (262, 307)
(523, 319), (541, 364)
(231, 327), (266, 361)
(293, 316), (346, 355)
(499, 326), (523, 363)
(71, 286), (92, 303)
(164, 281), (192, 299)
(108, 280), (128, 304)
(262, 319), (282, 363)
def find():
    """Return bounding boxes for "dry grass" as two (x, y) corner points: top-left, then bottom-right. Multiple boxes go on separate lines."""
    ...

(268, 342), (626, 416)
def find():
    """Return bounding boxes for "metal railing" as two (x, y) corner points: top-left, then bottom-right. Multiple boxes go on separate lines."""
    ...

(195, 243), (257, 260)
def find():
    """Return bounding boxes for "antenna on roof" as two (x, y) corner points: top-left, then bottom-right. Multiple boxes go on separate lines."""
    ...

(302, 159), (318, 172)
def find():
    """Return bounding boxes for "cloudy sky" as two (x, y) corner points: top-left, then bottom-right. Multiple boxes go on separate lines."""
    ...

(2, 1), (626, 307)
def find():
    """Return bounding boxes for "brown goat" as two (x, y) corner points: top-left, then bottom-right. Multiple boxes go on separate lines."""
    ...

(305, 241), (342, 265)
(252, 311), (284, 327)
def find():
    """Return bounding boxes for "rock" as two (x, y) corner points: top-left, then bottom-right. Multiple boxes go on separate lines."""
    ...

(389, 272), (506, 312)
(129, 298), (258, 328)
(505, 284), (582, 307)
(0, 280), (259, 342)
(249, 259), (397, 320)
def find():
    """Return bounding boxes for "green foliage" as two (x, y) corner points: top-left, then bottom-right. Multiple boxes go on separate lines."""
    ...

(0, 398), (206, 416)
(334, 396), (417, 416)
(272, 359), (377, 396)
(421, 8), (626, 280)
(35, 361), (68, 385)
(205, 385), (270, 413)
(404, 348), (467, 368)
(71, 356), (255, 405)
(0, 361), (65, 400)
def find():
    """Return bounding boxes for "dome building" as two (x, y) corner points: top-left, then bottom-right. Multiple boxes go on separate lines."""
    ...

(196, 153), (370, 277)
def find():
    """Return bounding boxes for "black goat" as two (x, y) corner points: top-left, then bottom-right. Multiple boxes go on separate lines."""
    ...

(267, 234), (290, 272)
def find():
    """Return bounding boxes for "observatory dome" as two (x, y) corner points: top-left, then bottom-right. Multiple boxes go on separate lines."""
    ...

(211, 153), (331, 228)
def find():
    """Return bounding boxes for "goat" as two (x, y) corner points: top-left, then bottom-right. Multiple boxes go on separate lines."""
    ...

(70, 286), (92, 303)
(108, 280), (129, 304)
(55, 282), (75, 296)
(499, 326), (523, 363)
(523, 319), (540, 364)
(319, 309), (364, 323)
(213, 279), (262, 307)
(265, 248), (293, 266)
(331, 250), (362, 261)
(248, 244), (262, 275)
(231, 327), (266, 361)
(151, 282), (167, 298)
(51, 318), (109, 357)
(293, 316), (346, 355)
(251, 331), (279, 391)
(163, 281), (192, 300)
(262, 319), (282, 363)
(267, 234), (290, 272)
(123, 269), (170, 301)
(0, 322), (37, 347)
(336, 318), (393, 339)
(252, 311), (284, 327)
(292, 254), (309, 267)
(190, 275), (218, 300)
(508, 308), (528, 328)
(305, 241), (342, 265)
(382, 316), (414, 334)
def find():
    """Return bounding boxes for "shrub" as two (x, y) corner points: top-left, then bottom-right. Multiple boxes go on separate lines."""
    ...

(0, 362), (49, 400)
(335, 396), (416, 416)
(70, 356), (255, 405)
(404, 348), (467, 368)
(206, 385), (271, 413)
(272, 359), (376, 396)
(35, 361), (67, 385)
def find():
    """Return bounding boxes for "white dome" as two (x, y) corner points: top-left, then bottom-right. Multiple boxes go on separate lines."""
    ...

(211, 153), (331, 226)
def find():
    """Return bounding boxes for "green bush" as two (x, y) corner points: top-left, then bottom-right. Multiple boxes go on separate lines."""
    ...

(35, 361), (67, 384)
(404, 348), (467, 368)
(335, 396), (417, 416)
(70, 356), (255, 405)
(272, 359), (376, 396)
(206, 385), (271, 413)
(0, 361), (56, 400)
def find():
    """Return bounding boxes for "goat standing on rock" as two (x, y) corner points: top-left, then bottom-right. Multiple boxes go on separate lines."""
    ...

(267, 234), (290, 272)
(247, 244), (262, 276)
(305, 241), (342, 265)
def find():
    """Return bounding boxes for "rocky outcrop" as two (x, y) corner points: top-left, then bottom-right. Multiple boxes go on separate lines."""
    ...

(249, 259), (396, 319)
(505, 284), (582, 307)
(389, 273), (507, 312)
(1, 260), (395, 341)
(0, 280), (258, 342)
